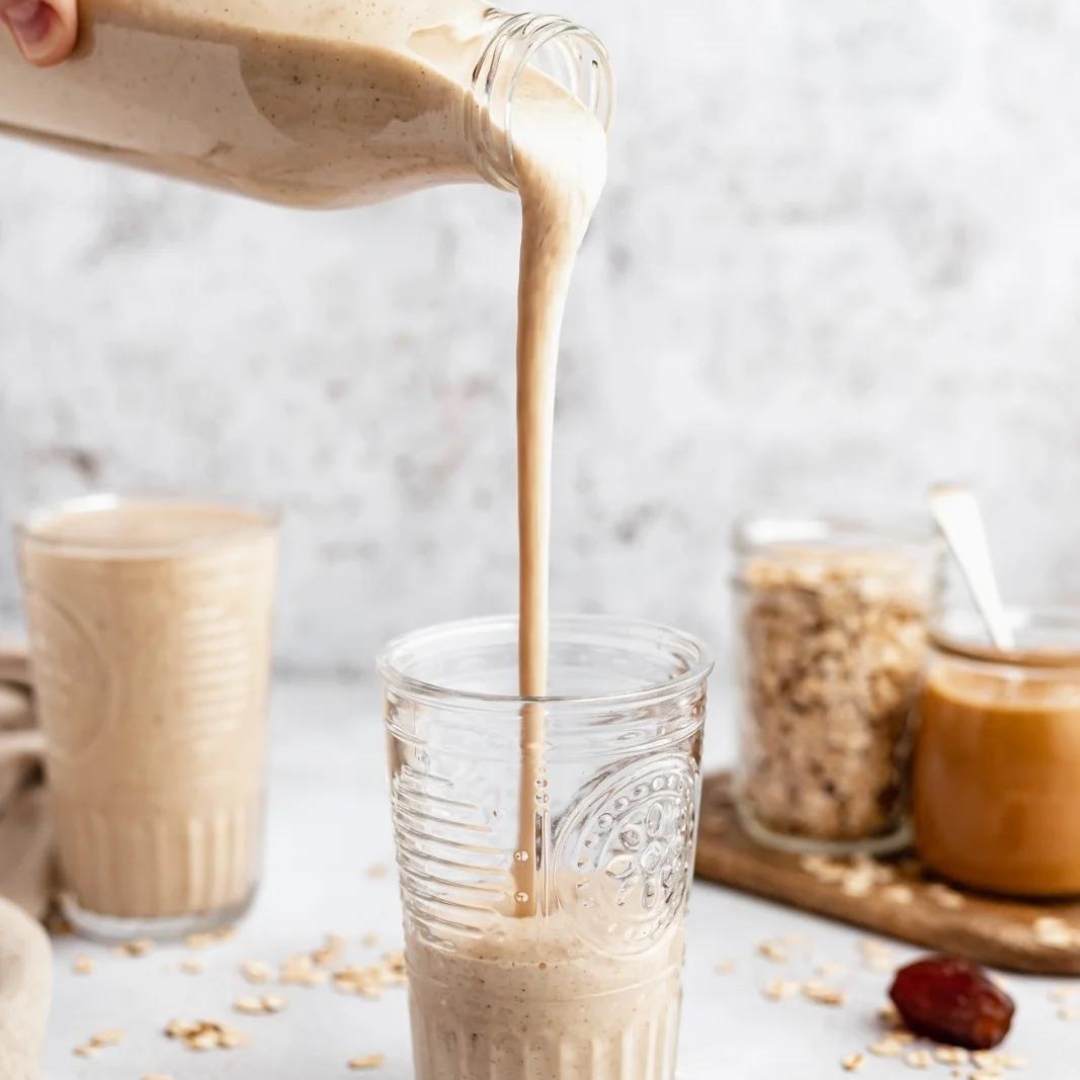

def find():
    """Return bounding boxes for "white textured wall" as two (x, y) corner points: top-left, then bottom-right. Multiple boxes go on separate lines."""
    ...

(2, 0), (1079, 675)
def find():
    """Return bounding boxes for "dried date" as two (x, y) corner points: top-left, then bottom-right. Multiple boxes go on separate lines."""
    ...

(889, 955), (1014, 1050)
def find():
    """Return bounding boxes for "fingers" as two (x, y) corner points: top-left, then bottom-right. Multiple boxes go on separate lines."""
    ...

(0, 0), (77, 67)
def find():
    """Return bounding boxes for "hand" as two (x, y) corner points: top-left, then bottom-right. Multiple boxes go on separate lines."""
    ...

(1, 0), (76, 66)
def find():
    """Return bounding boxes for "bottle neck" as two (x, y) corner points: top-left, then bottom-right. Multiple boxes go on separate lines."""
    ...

(467, 10), (615, 192)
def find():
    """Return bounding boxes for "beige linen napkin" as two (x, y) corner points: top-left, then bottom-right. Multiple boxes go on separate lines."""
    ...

(0, 642), (53, 1079)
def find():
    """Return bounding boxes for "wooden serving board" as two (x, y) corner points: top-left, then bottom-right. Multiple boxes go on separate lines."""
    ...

(696, 771), (1080, 976)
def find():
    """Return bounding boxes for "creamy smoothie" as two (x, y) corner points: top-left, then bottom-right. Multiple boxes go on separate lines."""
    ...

(509, 72), (607, 916)
(408, 908), (684, 1080)
(19, 499), (277, 926)
(0, 0), (491, 207)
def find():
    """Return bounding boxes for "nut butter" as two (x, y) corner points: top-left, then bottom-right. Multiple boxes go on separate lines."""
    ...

(914, 609), (1080, 898)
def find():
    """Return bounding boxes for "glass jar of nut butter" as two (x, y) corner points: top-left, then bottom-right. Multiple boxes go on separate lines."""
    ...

(914, 608), (1080, 898)
(733, 517), (943, 856)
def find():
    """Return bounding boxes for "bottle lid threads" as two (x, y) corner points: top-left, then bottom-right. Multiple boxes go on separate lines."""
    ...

(467, 10), (615, 191)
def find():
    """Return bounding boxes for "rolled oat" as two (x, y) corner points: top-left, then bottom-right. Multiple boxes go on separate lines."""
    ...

(735, 535), (933, 846)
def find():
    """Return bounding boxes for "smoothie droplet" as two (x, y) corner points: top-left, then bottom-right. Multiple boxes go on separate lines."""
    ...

(514, 891), (530, 904)
(513, 849), (530, 863)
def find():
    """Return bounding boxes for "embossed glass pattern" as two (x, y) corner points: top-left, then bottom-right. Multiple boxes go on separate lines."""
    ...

(380, 615), (711, 1080)
(17, 495), (277, 941)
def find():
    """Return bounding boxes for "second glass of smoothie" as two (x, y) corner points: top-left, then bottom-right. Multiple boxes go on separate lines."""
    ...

(18, 496), (278, 940)
(380, 615), (711, 1080)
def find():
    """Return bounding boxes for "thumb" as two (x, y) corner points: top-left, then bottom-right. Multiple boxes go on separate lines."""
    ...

(1, 0), (77, 67)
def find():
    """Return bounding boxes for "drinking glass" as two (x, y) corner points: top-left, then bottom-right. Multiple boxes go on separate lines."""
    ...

(380, 614), (712, 1080)
(17, 495), (277, 940)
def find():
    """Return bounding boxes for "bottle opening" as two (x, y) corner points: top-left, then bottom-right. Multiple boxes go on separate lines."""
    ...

(468, 11), (615, 191)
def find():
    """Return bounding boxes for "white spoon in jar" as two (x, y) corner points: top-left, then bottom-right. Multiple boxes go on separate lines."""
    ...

(929, 483), (1015, 652)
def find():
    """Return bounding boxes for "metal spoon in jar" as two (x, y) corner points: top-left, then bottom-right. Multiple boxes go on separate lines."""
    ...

(929, 483), (1015, 652)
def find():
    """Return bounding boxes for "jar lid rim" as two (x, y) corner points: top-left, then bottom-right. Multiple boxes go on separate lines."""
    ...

(934, 605), (1080, 668)
(732, 514), (939, 555)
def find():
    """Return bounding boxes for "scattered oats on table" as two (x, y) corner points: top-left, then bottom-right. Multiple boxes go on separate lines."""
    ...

(280, 953), (330, 987)
(180, 958), (204, 975)
(348, 1054), (385, 1070)
(366, 863), (390, 879)
(925, 883), (965, 911)
(235, 993), (287, 1016)
(90, 1029), (125, 1047)
(837, 857), (895, 898)
(165, 1018), (250, 1052)
(905, 1048), (932, 1069)
(313, 933), (347, 966)
(878, 1002), (902, 1027)
(757, 938), (789, 962)
(841, 1052), (865, 1072)
(882, 884), (914, 905)
(114, 939), (152, 958)
(241, 959), (274, 984)
(361, 932), (381, 948)
(801, 982), (846, 1007)
(72, 955), (95, 975)
(714, 959), (736, 975)
(934, 1046), (970, 1065)
(869, 1037), (904, 1058)
(1033, 916), (1075, 948)
(762, 978), (800, 1001)
(800, 855), (849, 884)
(72, 1045), (97, 1058)
(972, 1050), (1006, 1071)
(190, 1030), (219, 1051)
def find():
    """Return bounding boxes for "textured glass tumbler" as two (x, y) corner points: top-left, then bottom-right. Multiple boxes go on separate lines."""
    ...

(380, 615), (712, 1080)
(18, 496), (277, 941)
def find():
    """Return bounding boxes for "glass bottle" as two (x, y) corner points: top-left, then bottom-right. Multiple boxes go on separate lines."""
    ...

(0, 1), (613, 207)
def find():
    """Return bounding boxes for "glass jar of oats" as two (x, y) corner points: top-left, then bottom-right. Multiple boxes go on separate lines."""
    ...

(733, 517), (943, 856)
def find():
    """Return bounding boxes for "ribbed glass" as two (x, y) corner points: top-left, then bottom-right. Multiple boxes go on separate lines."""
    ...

(380, 615), (711, 1080)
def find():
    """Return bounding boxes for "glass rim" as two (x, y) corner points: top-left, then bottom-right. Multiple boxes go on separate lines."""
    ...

(378, 613), (713, 710)
(16, 493), (279, 558)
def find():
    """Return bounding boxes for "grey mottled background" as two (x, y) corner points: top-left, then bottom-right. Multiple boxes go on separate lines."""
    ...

(2, 0), (1079, 675)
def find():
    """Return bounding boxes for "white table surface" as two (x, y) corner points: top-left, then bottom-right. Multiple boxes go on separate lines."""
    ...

(43, 680), (1080, 1080)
